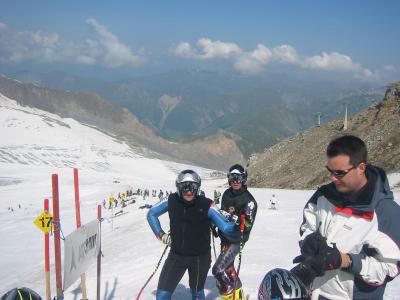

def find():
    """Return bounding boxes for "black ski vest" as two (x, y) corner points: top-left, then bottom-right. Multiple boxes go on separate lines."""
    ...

(168, 193), (212, 256)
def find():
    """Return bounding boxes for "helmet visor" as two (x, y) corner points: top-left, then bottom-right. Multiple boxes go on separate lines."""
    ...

(177, 181), (200, 194)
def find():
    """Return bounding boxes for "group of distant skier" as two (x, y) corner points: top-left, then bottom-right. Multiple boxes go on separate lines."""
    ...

(145, 135), (400, 300)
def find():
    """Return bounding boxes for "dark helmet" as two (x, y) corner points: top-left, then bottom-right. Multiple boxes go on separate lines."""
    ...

(1, 287), (42, 300)
(175, 170), (201, 196)
(227, 164), (248, 185)
(258, 268), (311, 300)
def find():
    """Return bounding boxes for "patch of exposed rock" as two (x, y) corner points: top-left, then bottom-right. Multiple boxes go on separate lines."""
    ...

(248, 81), (400, 189)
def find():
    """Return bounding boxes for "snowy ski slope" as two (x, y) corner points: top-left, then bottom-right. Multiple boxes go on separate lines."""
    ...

(0, 93), (399, 299)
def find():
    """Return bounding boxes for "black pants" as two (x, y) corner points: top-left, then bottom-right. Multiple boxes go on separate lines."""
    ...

(158, 251), (212, 292)
(212, 243), (242, 294)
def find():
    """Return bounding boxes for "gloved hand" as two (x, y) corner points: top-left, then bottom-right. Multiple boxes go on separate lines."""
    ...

(293, 231), (327, 267)
(159, 232), (171, 246)
(291, 255), (326, 286)
(220, 210), (239, 225)
(324, 244), (342, 270)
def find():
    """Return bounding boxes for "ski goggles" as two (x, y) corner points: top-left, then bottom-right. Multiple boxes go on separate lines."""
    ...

(178, 181), (200, 194)
(325, 165), (356, 178)
(228, 173), (246, 183)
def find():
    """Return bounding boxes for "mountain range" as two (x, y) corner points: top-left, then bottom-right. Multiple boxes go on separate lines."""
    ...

(10, 70), (384, 157)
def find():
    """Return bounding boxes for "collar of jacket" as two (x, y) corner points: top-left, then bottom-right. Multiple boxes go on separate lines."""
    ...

(320, 165), (392, 213)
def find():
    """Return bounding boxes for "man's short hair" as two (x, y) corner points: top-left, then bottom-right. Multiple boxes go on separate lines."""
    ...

(327, 135), (368, 166)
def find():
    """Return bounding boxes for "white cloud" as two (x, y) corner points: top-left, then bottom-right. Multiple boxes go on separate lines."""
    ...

(303, 52), (361, 71)
(172, 38), (242, 60)
(0, 19), (145, 68)
(31, 31), (59, 48)
(173, 38), (375, 78)
(384, 65), (395, 71)
(86, 18), (145, 68)
(272, 45), (299, 64)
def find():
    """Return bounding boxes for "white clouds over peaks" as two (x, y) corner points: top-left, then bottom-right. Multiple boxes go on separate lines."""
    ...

(0, 19), (145, 68)
(86, 18), (145, 68)
(173, 38), (374, 78)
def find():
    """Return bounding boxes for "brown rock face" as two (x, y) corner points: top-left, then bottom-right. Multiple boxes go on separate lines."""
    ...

(248, 81), (400, 189)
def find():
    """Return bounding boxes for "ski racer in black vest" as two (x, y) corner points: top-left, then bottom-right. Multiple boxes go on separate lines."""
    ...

(212, 164), (258, 300)
(147, 170), (236, 300)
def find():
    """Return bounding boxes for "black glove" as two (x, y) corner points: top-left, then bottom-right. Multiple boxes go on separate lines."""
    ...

(291, 255), (326, 286)
(293, 231), (327, 263)
(325, 243), (342, 270)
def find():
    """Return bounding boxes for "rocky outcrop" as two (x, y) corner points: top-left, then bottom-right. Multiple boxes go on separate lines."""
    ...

(248, 82), (400, 189)
(0, 75), (245, 170)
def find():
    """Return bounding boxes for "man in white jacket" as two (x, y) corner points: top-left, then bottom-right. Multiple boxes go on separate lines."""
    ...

(295, 135), (400, 300)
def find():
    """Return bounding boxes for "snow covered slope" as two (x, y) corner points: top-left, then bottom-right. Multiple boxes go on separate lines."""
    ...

(0, 93), (399, 299)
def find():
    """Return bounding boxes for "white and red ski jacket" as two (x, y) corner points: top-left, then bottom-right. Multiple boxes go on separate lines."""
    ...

(299, 165), (400, 300)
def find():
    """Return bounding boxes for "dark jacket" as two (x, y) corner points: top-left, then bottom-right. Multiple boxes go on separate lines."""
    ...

(167, 193), (212, 256)
(219, 187), (257, 244)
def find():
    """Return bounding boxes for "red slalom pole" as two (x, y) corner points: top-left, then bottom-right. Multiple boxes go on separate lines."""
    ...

(73, 168), (88, 299)
(97, 205), (102, 300)
(44, 199), (51, 300)
(52, 174), (63, 299)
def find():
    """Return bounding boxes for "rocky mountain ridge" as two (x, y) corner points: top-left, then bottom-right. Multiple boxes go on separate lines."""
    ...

(248, 81), (400, 189)
(0, 75), (245, 170)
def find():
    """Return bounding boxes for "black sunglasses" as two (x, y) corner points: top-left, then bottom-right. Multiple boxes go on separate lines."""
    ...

(325, 165), (356, 178)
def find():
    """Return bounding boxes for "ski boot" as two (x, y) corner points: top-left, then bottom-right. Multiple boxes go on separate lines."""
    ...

(220, 287), (244, 300)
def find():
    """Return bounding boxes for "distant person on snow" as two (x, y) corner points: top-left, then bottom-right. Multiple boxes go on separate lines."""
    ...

(212, 164), (258, 300)
(294, 135), (400, 300)
(147, 169), (236, 300)
(270, 194), (277, 210)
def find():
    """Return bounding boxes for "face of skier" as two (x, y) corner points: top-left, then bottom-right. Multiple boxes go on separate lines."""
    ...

(231, 181), (242, 191)
(326, 154), (367, 193)
(182, 191), (195, 201)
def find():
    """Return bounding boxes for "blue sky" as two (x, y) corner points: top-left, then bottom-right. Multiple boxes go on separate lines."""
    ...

(0, 0), (399, 81)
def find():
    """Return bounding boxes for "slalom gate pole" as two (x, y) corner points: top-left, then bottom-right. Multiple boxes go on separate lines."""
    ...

(212, 233), (217, 261)
(52, 174), (63, 299)
(73, 168), (88, 300)
(97, 205), (102, 300)
(135, 244), (169, 300)
(44, 199), (51, 300)
(233, 214), (246, 300)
